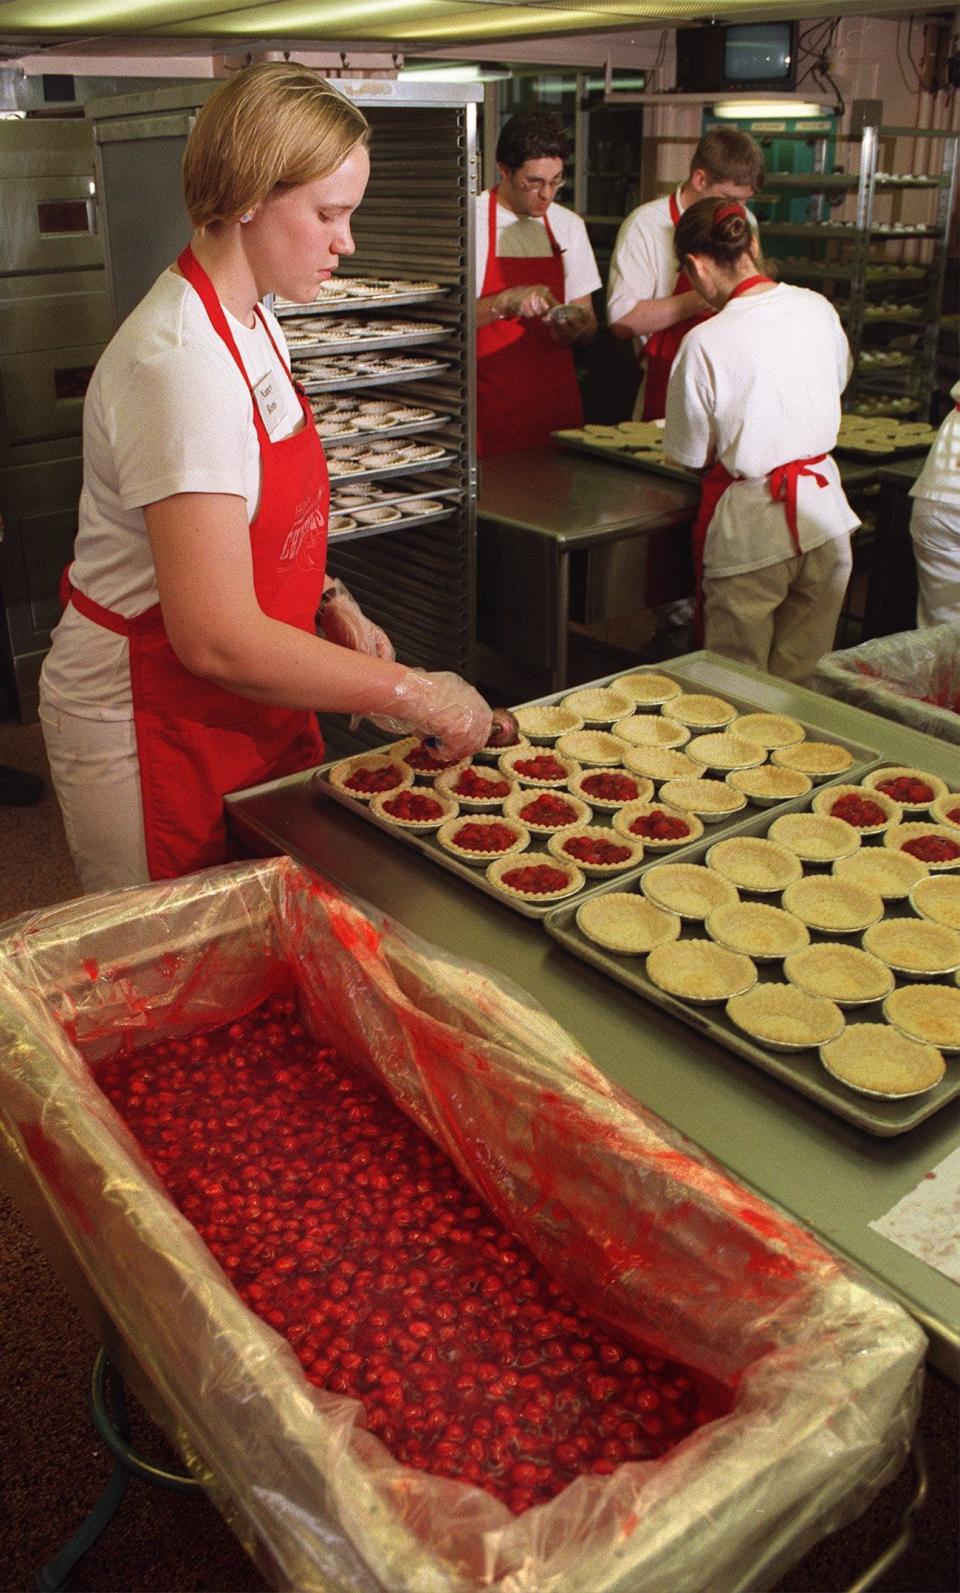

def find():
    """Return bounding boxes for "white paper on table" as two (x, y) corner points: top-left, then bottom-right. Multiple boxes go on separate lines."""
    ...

(869, 1145), (960, 1284)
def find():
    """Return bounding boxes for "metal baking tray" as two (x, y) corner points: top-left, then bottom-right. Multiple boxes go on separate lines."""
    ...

(317, 411), (450, 447)
(552, 432), (697, 483)
(834, 438), (932, 461)
(328, 501), (455, 541)
(329, 471), (459, 514)
(326, 447), (457, 486)
(273, 284), (449, 316)
(295, 359), (451, 394)
(288, 325), (452, 358)
(545, 796), (959, 1138)
(313, 663), (880, 922)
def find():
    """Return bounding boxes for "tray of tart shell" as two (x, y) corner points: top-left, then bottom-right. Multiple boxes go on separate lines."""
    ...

(312, 664), (880, 922)
(322, 436), (457, 487)
(311, 391), (452, 446)
(291, 352), (451, 394)
(832, 414), (938, 460)
(328, 489), (457, 539)
(273, 279), (447, 315)
(283, 317), (452, 358)
(551, 423), (699, 484)
(544, 768), (960, 1137)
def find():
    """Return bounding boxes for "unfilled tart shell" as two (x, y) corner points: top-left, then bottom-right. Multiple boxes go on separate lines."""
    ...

(726, 983), (844, 1050)
(782, 876), (884, 934)
(513, 704), (584, 741)
(771, 741), (855, 779)
(548, 825), (643, 875)
(685, 732), (766, 772)
(767, 812), (861, 863)
(883, 983), (960, 1051)
(485, 855), (584, 902)
(435, 814), (530, 863)
(910, 873), (960, 929)
(726, 764), (813, 805)
(611, 671), (682, 707)
(784, 943), (895, 1006)
(883, 823), (960, 870)
(862, 918), (960, 977)
(641, 862), (740, 920)
(611, 715), (690, 749)
(732, 713), (806, 749)
(556, 730), (630, 766)
(646, 939), (756, 1003)
(820, 1023), (945, 1097)
(659, 777), (748, 819)
(561, 685), (636, 724)
(623, 746), (707, 783)
(833, 847), (927, 900)
(706, 836), (803, 893)
(576, 892), (681, 954)
(706, 901), (810, 960)
(668, 693), (738, 729)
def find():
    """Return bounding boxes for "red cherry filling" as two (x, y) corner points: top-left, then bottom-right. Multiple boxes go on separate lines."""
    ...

(383, 791), (444, 822)
(455, 767), (510, 800)
(518, 793), (578, 827)
(94, 995), (731, 1514)
(499, 863), (573, 895)
(512, 755), (567, 782)
(345, 763), (405, 794)
(452, 822), (518, 853)
(561, 836), (632, 866)
(581, 772), (639, 803)
(406, 742), (457, 772)
(947, 807), (960, 826)
(876, 775), (934, 805)
(628, 809), (689, 841)
(829, 793), (888, 828)
(901, 834), (960, 863)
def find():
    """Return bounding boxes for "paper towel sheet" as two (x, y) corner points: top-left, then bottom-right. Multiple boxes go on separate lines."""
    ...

(869, 1146), (960, 1284)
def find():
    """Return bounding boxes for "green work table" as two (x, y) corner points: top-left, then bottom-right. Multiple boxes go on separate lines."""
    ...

(226, 651), (959, 1382)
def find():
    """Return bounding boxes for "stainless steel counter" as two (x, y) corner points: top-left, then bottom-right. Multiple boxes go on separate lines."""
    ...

(226, 651), (960, 1382)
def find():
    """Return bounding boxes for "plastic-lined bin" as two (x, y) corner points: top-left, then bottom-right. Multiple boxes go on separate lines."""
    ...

(0, 858), (925, 1593)
(813, 622), (960, 744)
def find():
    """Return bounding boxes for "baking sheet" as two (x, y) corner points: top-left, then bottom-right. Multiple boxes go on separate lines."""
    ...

(295, 359), (450, 394)
(315, 411), (450, 446)
(544, 798), (959, 1138)
(551, 432), (698, 483)
(326, 448), (457, 486)
(289, 326), (452, 359)
(312, 664), (880, 922)
(329, 470), (459, 514)
(273, 284), (449, 315)
(329, 501), (455, 540)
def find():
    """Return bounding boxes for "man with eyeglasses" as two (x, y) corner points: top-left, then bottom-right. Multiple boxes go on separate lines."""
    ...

(476, 110), (600, 457)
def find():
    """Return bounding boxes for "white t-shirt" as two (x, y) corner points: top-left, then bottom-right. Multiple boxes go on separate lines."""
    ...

(40, 269), (304, 719)
(910, 379), (960, 510)
(606, 192), (679, 345)
(474, 191), (601, 304)
(664, 282), (859, 579)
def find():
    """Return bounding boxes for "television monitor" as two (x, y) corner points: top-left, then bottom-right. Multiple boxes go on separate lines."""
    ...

(676, 22), (798, 94)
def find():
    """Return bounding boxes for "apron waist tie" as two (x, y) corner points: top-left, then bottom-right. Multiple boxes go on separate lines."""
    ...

(62, 564), (161, 637)
(767, 454), (830, 555)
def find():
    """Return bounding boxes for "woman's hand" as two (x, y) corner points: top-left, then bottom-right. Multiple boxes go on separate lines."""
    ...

(318, 578), (395, 660)
(388, 670), (492, 762)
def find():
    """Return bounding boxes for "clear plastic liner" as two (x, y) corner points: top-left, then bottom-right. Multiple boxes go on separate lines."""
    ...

(0, 858), (925, 1592)
(813, 621), (960, 743)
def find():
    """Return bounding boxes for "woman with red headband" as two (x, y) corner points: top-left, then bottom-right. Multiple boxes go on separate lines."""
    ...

(663, 197), (858, 684)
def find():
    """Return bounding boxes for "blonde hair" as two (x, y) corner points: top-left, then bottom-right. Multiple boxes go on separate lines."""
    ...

(183, 62), (370, 228)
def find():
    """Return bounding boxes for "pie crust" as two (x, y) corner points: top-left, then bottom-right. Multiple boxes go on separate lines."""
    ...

(393, 738), (470, 781)
(685, 733), (766, 772)
(622, 746), (707, 783)
(612, 801), (704, 849)
(328, 513), (358, 534)
(369, 788), (459, 831)
(930, 793), (960, 832)
(731, 713), (806, 750)
(435, 814), (530, 864)
(513, 704), (584, 741)
(503, 788), (591, 833)
(326, 752), (414, 802)
(783, 943), (895, 1006)
(781, 876), (884, 934)
(811, 783), (902, 834)
(833, 847), (927, 900)
(725, 764), (813, 805)
(771, 741), (855, 779)
(576, 892), (681, 955)
(485, 854), (584, 902)
(767, 812), (861, 864)
(496, 748), (581, 788)
(862, 918), (960, 977)
(561, 685), (636, 725)
(668, 693), (738, 730)
(646, 939), (757, 1003)
(883, 983), (960, 1052)
(640, 862), (740, 920)
(434, 764), (518, 809)
(909, 873), (960, 930)
(706, 837), (803, 893)
(547, 824), (644, 875)
(726, 983), (844, 1051)
(569, 769), (653, 810)
(863, 765), (948, 809)
(474, 730), (530, 764)
(611, 671), (682, 708)
(659, 777), (748, 820)
(706, 901), (810, 960)
(883, 823), (960, 871)
(819, 1023), (945, 1097)
(611, 715), (690, 749)
(556, 730), (629, 766)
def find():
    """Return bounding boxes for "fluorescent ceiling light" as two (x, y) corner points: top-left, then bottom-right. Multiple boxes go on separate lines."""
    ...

(400, 63), (509, 81)
(712, 99), (828, 120)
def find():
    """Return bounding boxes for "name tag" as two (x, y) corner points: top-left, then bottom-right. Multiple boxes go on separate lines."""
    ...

(253, 369), (285, 435)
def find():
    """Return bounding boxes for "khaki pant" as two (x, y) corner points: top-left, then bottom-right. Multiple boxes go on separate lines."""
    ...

(703, 535), (853, 686)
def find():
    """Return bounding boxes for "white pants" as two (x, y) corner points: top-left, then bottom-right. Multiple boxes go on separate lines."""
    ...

(38, 699), (150, 894)
(909, 498), (960, 629)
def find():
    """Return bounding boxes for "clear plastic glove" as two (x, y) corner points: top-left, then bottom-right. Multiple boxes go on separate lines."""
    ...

(544, 302), (592, 343)
(491, 283), (559, 321)
(372, 670), (492, 762)
(318, 579), (395, 661)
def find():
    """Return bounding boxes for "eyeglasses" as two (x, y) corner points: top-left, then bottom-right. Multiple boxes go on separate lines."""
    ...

(514, 174), (565, 195)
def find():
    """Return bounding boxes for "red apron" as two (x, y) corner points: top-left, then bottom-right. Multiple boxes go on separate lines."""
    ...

(688, 276), (830, 641)
(641, 194), (714, 423)
(476, 189), (583, 457)
(64, 245), (329, 880)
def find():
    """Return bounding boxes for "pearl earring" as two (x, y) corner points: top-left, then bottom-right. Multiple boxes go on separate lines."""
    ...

(239, 210), (254, 225)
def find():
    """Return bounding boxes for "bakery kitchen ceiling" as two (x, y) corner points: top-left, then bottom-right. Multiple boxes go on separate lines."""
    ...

(0, 0), (947, 51)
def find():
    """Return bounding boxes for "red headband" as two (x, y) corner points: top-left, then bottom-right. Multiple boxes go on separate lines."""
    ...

(714, 202), (747, 224)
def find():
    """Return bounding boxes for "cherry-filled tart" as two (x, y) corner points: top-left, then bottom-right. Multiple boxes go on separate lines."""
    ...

(883, 823), (960, 870)
(569, 768), (653, 810)
(498, 748), (580, 787)
(399, 738), (470, 778)
(436, 814), (529, 863)
(435, 763), (515, 808)
(503, 788), (590, 833)
(326, 753), (413, 802)
(370, 787), (458, 831)
(612, 801), (703, 849)
(811, 783), (901, 834)
(863, 766), (947, 810)
(547, 824), (643, 875)
(485, 854), (584, 901)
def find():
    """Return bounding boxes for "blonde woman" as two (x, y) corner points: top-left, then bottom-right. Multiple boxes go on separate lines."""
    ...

(40, 63), (491, 891)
